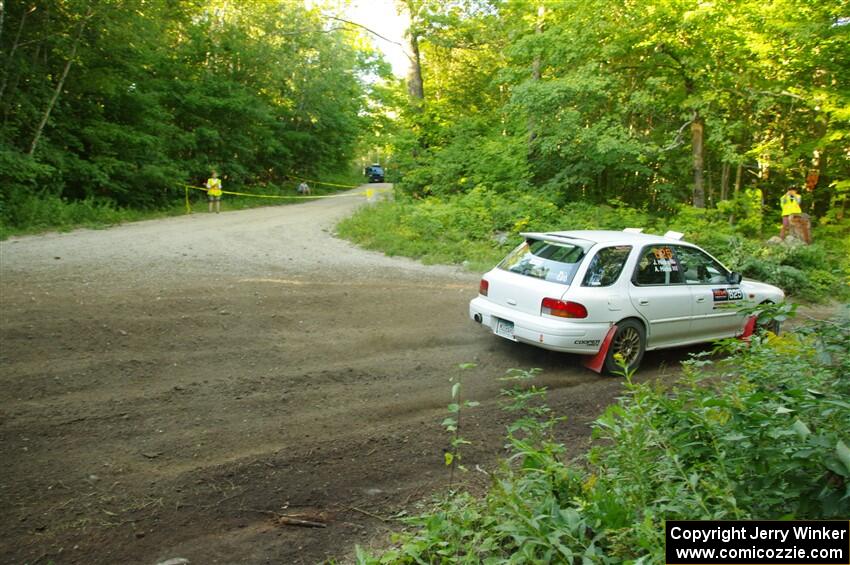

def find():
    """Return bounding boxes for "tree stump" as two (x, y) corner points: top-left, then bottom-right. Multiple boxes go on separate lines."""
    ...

(789, 214), (812, 244)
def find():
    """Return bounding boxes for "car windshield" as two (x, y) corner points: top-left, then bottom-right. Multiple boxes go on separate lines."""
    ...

(498, 239), (586, 285)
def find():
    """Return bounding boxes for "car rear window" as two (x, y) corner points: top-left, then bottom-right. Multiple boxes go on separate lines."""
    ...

(498, 239), (586, 285)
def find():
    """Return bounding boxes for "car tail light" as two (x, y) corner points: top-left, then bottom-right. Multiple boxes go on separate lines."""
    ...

(479, 279), (489, 296)
(541, 298), (587, 318)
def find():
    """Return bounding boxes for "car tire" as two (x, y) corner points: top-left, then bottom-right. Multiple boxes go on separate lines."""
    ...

(603, 319), (646, 376)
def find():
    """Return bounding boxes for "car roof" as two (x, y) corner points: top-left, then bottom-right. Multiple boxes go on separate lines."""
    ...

(520, 229), (690, 246)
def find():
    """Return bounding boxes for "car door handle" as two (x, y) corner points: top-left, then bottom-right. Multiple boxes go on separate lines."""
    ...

(696, 296), (706, 303)
(639, 299), (649, 305)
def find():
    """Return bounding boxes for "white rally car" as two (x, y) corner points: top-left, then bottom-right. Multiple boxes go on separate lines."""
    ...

(469, 229), (785, 374)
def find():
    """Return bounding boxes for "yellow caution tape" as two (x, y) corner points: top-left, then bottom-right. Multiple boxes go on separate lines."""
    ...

(287, 176), (359, 188)
(181, 184), (360, 200)
(178, 182), (384, 215)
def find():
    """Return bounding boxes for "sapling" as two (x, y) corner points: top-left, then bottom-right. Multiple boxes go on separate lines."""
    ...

(442, 362), (480, 490)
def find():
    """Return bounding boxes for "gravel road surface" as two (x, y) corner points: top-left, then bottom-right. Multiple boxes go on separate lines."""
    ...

(0, 186), (686, 564)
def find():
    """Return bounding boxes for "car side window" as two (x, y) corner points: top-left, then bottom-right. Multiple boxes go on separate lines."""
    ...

(675, 246), (730, 285)
(583, 245), (632, 287)
(634, 245), (684, 285)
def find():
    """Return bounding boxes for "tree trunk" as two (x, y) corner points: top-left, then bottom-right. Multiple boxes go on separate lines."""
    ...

(531, 4), (544, 81)
(720, 162), (730, 201)
(528, 4), (544, 144)
(734, 163), (743, 194)
(407, 30), (424, 100)
(403, 0), (424, 102)
(691, 111), (705, 208)
(0, 5), (34, 102)
(28, 11), (88, 156)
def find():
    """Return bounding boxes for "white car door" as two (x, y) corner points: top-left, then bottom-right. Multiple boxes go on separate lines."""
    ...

(675, 245), (747, 340)
(628, 245), (693, 348)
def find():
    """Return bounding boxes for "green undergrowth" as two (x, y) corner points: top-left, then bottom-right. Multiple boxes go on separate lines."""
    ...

(0, 195), (166, 238)
(356, 315), (850, 563)
(0, 172), (363, 240)
(337, 188), (850, 301)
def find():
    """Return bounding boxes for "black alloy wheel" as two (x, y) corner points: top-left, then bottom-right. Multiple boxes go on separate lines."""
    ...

(603, 319), (646, 376)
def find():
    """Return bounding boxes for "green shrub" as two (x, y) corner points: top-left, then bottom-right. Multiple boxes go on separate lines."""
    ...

(395, 118), (531, 198)
(740, 258), (810, 295)
(590, 326), (850, 560)
(782, 244), (829, 271)
(715, 190), (764, 237)
(0, 193), (142, 234)
(805, 269), (842, 301)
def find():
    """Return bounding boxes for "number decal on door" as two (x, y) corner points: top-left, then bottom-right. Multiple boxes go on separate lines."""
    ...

(713, 288), (744, 301)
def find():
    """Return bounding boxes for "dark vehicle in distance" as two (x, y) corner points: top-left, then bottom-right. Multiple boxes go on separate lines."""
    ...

(365, 164), (385, 183)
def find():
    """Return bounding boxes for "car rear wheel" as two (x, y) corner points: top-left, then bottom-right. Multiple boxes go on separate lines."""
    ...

(603, 320), (646, 376)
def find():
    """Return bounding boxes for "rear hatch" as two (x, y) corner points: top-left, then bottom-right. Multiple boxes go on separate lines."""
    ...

(482, 236), (590, 317)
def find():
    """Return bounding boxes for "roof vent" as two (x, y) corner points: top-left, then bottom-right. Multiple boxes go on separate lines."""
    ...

(664, 230), (684, 240)
(623, 228), (644, 233)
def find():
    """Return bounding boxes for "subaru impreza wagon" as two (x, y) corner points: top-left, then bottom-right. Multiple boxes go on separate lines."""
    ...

(469, 229), (785, 374)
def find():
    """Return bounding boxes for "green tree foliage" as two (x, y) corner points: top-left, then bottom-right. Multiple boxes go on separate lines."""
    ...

(0, 0), (385, 226)
(392, 0), (850, 215)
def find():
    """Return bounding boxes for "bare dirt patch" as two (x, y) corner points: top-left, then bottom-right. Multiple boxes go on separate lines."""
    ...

(1, 187), (689, 564)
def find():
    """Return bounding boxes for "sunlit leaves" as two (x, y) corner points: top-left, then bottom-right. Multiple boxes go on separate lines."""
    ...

(393, 0), (849, 212)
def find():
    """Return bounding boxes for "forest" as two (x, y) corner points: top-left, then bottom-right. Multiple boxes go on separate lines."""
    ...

(1, 1), (848, 228)
(0, 0), (389, 230)
(388, 0), (849, 213)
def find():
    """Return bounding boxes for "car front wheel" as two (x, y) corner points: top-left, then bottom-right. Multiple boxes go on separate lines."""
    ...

(603, 320), (646, 376)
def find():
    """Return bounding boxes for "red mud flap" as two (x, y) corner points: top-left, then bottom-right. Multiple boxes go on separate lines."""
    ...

(583, 325), (618, 374)
(738, 315), (757, 343)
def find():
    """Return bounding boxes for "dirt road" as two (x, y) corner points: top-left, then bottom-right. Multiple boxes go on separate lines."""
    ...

(0, 186), (686, 564)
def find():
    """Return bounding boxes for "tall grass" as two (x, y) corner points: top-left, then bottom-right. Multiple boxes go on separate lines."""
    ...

(0, 194), (162, 239)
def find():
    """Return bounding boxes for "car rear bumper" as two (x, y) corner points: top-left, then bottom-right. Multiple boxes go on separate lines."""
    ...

(469, 296), (611, 354)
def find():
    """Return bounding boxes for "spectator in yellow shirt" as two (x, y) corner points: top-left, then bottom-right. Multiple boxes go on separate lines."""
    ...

(779, 187), (802, 240)
(206, 170), (222, 214)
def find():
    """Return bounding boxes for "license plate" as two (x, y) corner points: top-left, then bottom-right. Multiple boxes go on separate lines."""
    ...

(494, 318), (515, 340)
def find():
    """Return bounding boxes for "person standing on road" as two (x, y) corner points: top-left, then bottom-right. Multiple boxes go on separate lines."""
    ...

(206, 170), (223, 213)
(779, 186), (802, 239)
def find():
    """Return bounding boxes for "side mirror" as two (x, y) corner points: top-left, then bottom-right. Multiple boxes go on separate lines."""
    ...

(728, 271), (743, 285)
